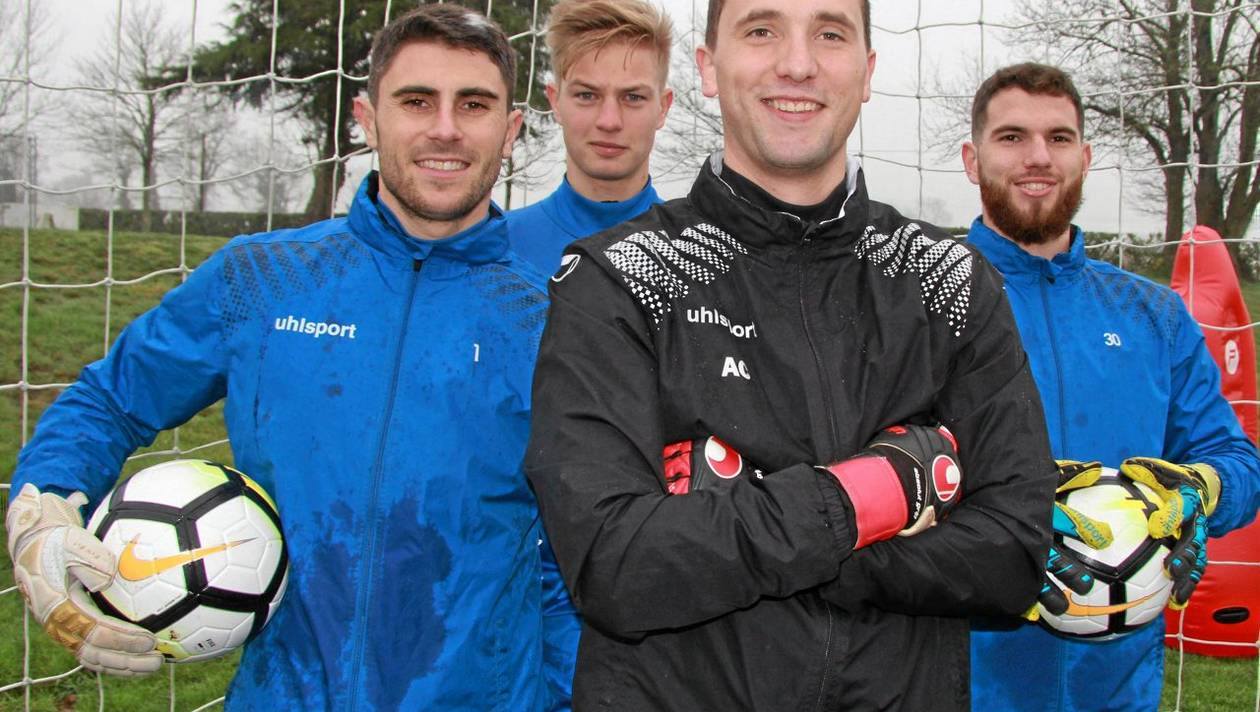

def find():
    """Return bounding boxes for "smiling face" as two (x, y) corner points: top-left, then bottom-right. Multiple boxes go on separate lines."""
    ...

(353, 41), (524, 239)
(546, 41), (673, 202)
(696, 0), (875, 204)
(963, 87), (1092, 253)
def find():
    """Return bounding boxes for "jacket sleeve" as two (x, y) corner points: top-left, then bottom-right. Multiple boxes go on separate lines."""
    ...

(1162, 302), (1260, 535)
(821, 259), (1057, 617)
(525, 249), (853, 639)
(10, 249), (231, 510)
(540, 533), (579, 712)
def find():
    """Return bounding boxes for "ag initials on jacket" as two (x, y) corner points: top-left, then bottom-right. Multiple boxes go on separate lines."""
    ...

(722, 356), (751, 380)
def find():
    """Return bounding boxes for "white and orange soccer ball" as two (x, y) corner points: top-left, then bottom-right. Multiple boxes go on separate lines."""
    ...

(86, 459), (288, 662)
(1038, 467), (1175, 641)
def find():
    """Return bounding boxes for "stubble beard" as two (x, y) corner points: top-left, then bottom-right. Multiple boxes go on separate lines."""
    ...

(981, 170), (1085, 246)
(379, 148), (501, 226)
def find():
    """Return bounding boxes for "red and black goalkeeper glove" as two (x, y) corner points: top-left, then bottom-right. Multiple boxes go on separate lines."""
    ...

(820, 424), (963, 548)
(663, 436), (761, 494)
(663, 425), (963, 550)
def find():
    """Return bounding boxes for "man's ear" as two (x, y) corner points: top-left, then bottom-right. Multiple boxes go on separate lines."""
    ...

(697, 44), (718, 99)
(502, 108), (525, 159)
(962, 141), (980, 186)
(861, 48), (876, 103)
(656, 87), (675, 130)
(352, 94), (378, 150)
(544, 82), (561, 124)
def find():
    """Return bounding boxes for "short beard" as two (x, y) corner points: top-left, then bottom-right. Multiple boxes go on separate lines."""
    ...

(980, 171), (1084, 246)
(379, 150), (501, 225)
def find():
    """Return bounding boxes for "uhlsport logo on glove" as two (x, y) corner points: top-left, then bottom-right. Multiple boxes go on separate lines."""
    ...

(933, 455), (961, 502)
(703, 437), (744, 479)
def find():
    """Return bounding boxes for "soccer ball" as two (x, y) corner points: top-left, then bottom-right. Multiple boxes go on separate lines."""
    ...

(86, 459), (288, 662)
(1038, 467), (1175, 641)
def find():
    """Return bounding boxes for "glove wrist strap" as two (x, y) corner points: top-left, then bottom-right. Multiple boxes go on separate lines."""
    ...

(825, 456), (907, 548)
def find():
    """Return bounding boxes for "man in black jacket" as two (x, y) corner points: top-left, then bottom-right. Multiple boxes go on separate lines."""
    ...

(526, 0), (1058, 709)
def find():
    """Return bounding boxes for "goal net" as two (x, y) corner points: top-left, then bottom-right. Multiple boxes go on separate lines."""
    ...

(1, 0), (1257, 709)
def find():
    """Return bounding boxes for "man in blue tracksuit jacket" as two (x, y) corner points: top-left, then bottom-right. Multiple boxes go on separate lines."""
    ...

(505, 1), (673, 684)
(507, 0), (674, 273)
(5, 6), (578, 710)
(963, 63), (1260, 710)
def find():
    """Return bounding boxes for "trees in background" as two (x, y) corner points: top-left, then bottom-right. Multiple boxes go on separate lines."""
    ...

(70, 2), (188, 227)
(1012, 0), (1258, 276)
(653, 32), (723, 184)
(183, 0), (555, 222)
(0, 0), (53, 206)
(0, 0), (52, 137)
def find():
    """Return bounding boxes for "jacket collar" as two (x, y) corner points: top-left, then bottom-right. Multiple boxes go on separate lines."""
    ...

(689, 151), (867, 247)
(965, 217), (1086, 281)
(347, 171), (510, 264)
(542, 175), (660, 239)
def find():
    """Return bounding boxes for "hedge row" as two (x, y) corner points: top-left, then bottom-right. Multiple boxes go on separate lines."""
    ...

(79, 208), (318, 238)
(72, 210), (1218, 278)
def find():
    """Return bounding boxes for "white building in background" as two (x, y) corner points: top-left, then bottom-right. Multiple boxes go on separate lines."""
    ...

(0, 200), (79, 231)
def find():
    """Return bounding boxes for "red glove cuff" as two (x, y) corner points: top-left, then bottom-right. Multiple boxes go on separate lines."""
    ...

(825, 456), (907, 548)
(663, 440), (695, 495)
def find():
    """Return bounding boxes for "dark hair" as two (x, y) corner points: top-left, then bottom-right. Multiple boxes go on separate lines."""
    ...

(705, 0), (870, 49)
(367, 4), (516, 105)
(971, 62), (1084, 139)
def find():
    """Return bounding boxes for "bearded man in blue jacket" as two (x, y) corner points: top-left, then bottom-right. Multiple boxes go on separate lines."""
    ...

(963, 62), (1260, 711)
(5, 5), (579, 710)
(507, 0), (674, 272)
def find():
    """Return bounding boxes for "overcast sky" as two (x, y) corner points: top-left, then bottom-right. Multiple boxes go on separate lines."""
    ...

(27, 0), (1177, 235)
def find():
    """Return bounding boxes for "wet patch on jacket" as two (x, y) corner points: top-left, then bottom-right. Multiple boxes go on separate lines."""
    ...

(366, 496), (453, 711)
(237, 512), (358, 708)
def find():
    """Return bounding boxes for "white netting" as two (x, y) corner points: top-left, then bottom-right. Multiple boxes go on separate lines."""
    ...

(2, 0), (1258, 710)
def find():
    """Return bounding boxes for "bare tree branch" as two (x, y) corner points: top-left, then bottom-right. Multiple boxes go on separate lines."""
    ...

(0, 0), (54, 136)
(69, 1), (191, 226)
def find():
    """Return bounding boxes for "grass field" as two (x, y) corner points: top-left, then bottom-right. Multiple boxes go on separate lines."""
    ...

(1, 226), (1259, 710)
(1, 227), (235, 712)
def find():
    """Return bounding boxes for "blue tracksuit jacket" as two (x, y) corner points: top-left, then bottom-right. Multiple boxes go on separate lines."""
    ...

(10, 173), (580, 711)
(504, 173), (660, 684)
(506, 175), (659, 272)
(967, 218), (1260, 711)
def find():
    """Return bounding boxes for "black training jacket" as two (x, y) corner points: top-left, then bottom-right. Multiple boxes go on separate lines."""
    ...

(526, 155), (1056, 711)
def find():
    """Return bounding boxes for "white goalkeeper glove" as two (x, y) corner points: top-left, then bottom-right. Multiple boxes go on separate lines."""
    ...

(6, 483), (163, 676)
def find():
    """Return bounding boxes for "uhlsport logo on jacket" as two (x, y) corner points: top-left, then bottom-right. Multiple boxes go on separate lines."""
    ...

(273, 314), (358, 339)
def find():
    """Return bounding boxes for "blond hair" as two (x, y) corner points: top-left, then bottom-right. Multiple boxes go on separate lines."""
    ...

(546, 0), (673, 86)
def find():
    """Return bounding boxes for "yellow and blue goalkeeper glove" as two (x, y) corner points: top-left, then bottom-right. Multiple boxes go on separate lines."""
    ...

(1028, 460), (1114, 621)
(1119, 457), (1220, 609)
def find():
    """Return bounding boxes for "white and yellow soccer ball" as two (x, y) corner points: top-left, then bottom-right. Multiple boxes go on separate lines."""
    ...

(1038, 467), (1175, 641)
(86, 459), (288, 662)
